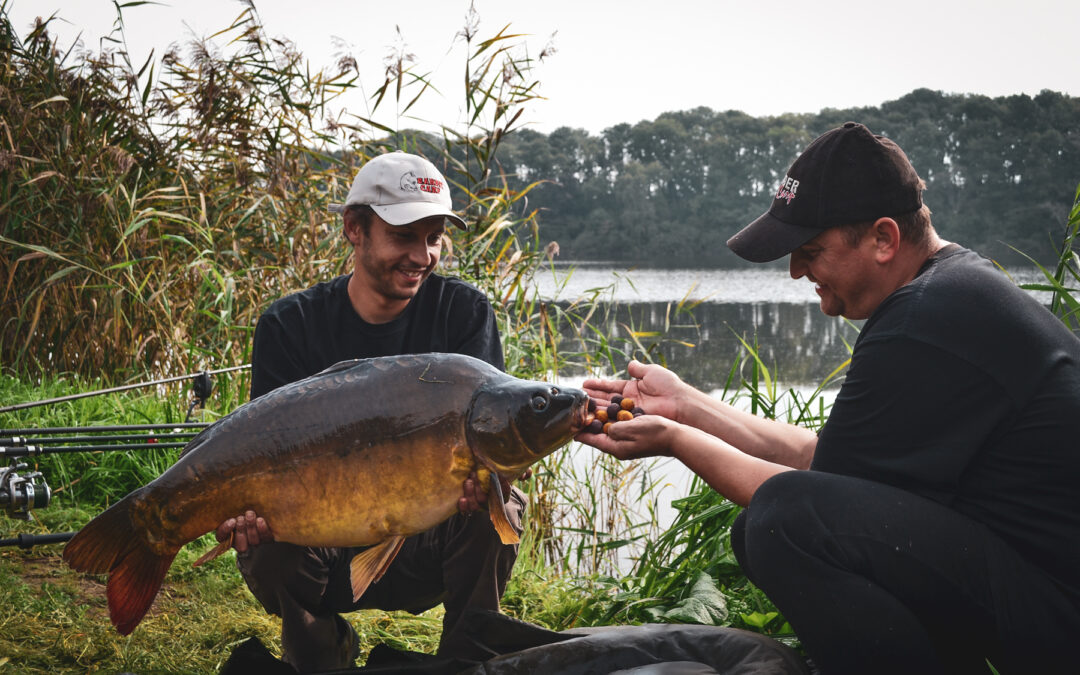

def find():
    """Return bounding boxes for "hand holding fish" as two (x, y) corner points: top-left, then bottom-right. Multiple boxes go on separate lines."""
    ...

(582, 360), (687, 422)
(216, 510), (273, 553)
(458, 471), (512, 513)
(459, 469), (534, 513)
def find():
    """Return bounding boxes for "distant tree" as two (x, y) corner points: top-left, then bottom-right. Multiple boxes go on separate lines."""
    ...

(497, 90), (1080, 267)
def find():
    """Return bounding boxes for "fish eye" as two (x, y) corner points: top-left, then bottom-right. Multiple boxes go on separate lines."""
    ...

(531, 394), (548, 411)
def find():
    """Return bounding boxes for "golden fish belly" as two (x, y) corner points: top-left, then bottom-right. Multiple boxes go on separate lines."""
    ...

(156, 424), (476, 550)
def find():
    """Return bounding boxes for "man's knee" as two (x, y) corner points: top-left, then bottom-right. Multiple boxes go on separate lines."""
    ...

(740, 471), (834, 572)
(239, 541), (304, 583)
(746, 470), (823, 530)
(238, 542), (334, 614)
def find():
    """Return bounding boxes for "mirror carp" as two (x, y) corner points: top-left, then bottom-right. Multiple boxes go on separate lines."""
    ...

(62, 353), (590, 635)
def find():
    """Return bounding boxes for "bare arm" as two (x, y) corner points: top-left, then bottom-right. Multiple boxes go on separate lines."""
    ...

(674, 386), (817, 470)
(584, 360), (817, 470)
(577, 415), (795, 507)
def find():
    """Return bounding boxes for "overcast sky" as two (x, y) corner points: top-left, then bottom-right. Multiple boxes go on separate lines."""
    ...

(9, 0), (1078, 135)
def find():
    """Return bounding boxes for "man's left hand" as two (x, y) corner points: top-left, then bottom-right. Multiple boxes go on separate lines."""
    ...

(458, 470), (525, 513)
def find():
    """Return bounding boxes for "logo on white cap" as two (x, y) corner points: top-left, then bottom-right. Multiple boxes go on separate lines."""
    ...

(400, 172), (419, 193)
(326, 152), (465, 229)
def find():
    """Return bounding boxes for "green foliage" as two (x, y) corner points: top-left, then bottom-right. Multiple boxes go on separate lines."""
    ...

(496, 91), (1080, 267)
(1016, 181), (1080, 331)
(0, 2), (558, 386)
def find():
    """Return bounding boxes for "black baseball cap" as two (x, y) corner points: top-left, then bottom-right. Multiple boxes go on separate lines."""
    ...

(726, 121), (924, 263)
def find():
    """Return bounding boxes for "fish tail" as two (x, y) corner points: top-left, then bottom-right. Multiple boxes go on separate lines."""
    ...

(62, 494), (176, 635)
(107, 545), (176, 635)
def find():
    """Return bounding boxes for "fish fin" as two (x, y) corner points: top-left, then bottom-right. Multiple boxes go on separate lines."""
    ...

(108, 546), (177, 635)
(63, 497), (136, 574)
(62, 494), (176, 635)
(487, 474), (520, 545)
(349, 536), (406, 602)
(192, 532), (233, 568)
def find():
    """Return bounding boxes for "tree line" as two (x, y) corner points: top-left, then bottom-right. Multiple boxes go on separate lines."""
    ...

(489, 89), (1080, 267)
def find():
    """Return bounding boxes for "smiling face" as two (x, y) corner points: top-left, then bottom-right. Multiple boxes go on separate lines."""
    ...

(346, 212), (445, 322)
(788, 226), (882, 320)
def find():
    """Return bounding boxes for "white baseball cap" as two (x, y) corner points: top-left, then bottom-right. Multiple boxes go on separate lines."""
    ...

(328, 151), (467, 229)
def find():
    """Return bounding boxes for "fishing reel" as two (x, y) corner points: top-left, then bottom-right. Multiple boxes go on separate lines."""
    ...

(185, 370), (214, 422)
(0, 461), (52, 520)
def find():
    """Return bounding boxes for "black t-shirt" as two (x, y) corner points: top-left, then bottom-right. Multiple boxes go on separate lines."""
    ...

(813, 245), (1080, 598)
(250, 273), (504, 399)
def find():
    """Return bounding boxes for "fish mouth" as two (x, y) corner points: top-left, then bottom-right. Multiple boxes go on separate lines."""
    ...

(570, 394), (591, 432)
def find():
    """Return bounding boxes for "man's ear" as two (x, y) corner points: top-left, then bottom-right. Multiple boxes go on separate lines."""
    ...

(343, 214), (363, 246)
(871, 217), (901, 263)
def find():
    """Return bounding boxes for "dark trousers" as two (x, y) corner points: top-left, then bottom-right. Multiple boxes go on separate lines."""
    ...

(731, 471), (1080, 675)
(238, 487), (524, 672)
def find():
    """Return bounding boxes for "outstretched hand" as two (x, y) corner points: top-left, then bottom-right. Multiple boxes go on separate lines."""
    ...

(216, 510), (273, 553)
(575, 414), (680, 460)
(583, 360), (687, 421)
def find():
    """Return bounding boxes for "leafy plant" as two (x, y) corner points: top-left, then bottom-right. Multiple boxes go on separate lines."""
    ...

(1015, 181), (1080, 330)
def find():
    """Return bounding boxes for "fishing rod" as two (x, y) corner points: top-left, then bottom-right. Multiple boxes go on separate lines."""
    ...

(2, 421), (208, 456)
(2, 422), (211, 435)
(1, 365), (245, 542)
(0, 532), (75, 548)
(2, 441), (194, 458)
(0, 364), (249, 415)
(2, 425), (207, 450)
(0, 426), (202, 522)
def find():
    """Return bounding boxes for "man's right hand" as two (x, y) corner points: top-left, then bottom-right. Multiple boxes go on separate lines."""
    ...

(216, 510), (273, 553)
(582, 359), (687, 422)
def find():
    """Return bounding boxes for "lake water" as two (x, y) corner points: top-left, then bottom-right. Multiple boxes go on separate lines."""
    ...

(528, 262), (1054, 570)
(532, 262), (1052, 393)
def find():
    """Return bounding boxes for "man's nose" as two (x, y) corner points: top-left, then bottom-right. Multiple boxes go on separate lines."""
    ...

(789, 252), (806, 279)
(408, 240), (436, 265)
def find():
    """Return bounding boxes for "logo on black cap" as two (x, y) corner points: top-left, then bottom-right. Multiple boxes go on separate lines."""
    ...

(775, 176), (799, 205)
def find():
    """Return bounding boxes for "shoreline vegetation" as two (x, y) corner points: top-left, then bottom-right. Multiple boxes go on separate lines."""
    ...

(2, 3), (1078, 672)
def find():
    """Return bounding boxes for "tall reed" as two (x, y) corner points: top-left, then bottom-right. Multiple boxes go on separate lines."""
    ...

(0, 1), (697, 583)
(1016, 181), (1080, 329)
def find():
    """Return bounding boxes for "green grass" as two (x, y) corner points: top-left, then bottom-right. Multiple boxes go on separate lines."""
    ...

(0, 510), (445, 673)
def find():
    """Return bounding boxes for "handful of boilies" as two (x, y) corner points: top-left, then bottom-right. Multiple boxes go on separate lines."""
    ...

(585, 394), (645, 434)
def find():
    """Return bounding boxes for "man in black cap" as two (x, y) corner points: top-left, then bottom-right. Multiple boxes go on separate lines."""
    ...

(578, 122), (1080, 673)
(216, 152), (521, 672)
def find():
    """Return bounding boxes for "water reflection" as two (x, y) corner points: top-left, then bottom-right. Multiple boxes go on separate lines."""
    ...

(553, 300), (862, 393)
(537, 265), (1050, 393)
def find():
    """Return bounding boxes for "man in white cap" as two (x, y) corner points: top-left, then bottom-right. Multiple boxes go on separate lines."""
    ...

(218, 152), (520, 671)
(577, 123), (1080, 673)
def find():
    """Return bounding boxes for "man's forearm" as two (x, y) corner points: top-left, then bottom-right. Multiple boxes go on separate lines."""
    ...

(676, 387), (817, 470)
(672, 425), (798, 507)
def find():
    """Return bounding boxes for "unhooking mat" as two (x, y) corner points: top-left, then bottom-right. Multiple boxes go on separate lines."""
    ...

(220, 608), (811, 675)
(454, 609), (810, 675)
